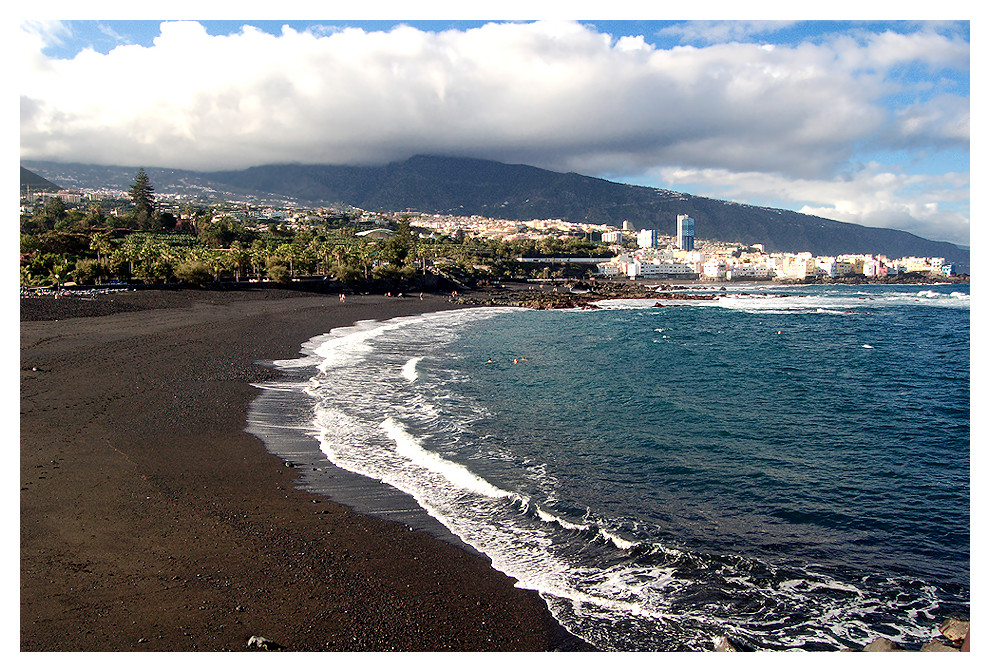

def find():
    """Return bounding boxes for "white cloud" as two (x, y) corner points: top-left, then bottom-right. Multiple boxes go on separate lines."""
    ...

(656, 165), (970, 246)
(19, 20), (71, 51)
(855, 27), (970, 71)
(657, 20), (798, 45)
(889, 95), (970, 147)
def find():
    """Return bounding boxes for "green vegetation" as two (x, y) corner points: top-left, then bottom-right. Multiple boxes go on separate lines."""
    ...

(19, 171), (613, 290)
(128, 168), (157, 229)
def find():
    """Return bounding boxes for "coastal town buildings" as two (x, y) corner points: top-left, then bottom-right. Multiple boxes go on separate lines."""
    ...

(393, 211), (957, 281)
(598, 247), (953, 281)
(23, 184), (961, 282)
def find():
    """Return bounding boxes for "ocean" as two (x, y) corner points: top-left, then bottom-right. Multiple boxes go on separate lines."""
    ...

(251, 282), (970, 651)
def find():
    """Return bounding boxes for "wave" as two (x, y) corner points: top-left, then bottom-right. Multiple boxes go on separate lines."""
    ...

(381, 417), (514, 499)
(717, 289), (968, 314)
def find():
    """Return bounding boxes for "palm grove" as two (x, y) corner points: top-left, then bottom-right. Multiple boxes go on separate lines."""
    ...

(20, 169), (612, 289)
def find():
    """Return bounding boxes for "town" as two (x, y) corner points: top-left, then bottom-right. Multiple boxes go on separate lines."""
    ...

(20, 177), (959, 291)
(408, 212), (955, 281)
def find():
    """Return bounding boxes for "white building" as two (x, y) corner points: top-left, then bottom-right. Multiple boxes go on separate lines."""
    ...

(726, 263), (773, 280)
(625, 258), (696, 278)
(862, 258), (881, 277)
(657, 260), (696, 275)
(781, 253), (817, 279)
(703, 258), (727, 280)
(816, 257), (837, 277)
(596, 261), (622, 277)
(637, 229), (659, 249)
(901, 256), (938, 273)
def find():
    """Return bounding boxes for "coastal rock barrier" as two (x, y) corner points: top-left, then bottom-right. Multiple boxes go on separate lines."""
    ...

(455, 280), (798, 311)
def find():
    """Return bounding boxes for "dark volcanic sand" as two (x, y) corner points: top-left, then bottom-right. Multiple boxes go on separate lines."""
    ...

(20, 287), (586, 652)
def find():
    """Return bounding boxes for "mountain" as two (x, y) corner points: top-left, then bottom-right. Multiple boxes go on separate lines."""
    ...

(20, 166), (61, 193)
(21, 156), (969, 270)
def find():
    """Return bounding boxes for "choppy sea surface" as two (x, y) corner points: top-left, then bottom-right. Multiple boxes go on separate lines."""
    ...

(260, 283), (970, 651)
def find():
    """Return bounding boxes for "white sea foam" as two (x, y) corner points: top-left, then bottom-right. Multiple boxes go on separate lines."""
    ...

(313, 320), (389, 371)
(401, 356), (424, 382)
(381, 417), (514, 499)
(532, 504), (644, 551)
(595, 298), (666, 310)
(599, 529), (641, 551)
(714, 287), (969, 313)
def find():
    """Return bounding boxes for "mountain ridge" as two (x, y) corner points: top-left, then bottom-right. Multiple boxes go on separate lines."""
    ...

(21, 156), (968, 270)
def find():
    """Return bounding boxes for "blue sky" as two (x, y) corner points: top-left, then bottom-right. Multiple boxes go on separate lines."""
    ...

(18, 11), (972, 246)
(36, 19), (971, 60)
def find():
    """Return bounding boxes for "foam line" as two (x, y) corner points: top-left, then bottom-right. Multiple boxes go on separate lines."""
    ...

(381, 417), (515, 500)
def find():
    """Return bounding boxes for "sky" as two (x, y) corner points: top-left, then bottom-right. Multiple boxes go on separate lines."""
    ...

(16, 4), (975, 247)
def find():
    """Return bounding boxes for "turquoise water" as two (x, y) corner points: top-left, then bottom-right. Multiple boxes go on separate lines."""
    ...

(293, 283), (969, 651)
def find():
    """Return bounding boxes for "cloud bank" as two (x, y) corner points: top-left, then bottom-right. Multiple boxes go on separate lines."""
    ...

(19, 20), (970, 245)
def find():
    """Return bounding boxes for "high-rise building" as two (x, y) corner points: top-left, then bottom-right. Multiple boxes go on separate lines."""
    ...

(637, 229), (659, 249)
(677, 215), (695, 250)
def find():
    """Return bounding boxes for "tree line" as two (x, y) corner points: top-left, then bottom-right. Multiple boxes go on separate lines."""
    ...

(20, 170), (612, 289)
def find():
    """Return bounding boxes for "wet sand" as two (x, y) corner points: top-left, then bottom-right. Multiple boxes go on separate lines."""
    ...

(20, 287), (584, 651)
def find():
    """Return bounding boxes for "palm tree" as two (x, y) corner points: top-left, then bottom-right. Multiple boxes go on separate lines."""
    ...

(355, 240), (379, 280)
(228, 243), (251, 281)
(136, 236), (176, 282)
(249, 240), (269, 279)
(112, 235), (142, 279)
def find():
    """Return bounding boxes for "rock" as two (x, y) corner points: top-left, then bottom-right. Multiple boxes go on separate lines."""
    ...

(713, 636), (737, 651)
(938, 618), (969, 643)
(247, 635), (282, 650)
(920, 640), (959, 652)
(863, 637), (905, 651)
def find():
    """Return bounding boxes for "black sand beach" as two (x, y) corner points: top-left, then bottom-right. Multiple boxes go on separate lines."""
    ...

(20, 287), (584, 651)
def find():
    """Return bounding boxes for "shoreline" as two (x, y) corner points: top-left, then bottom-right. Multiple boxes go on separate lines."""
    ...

(20, 287), (589, 651)
(245, 332), (481, 555)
